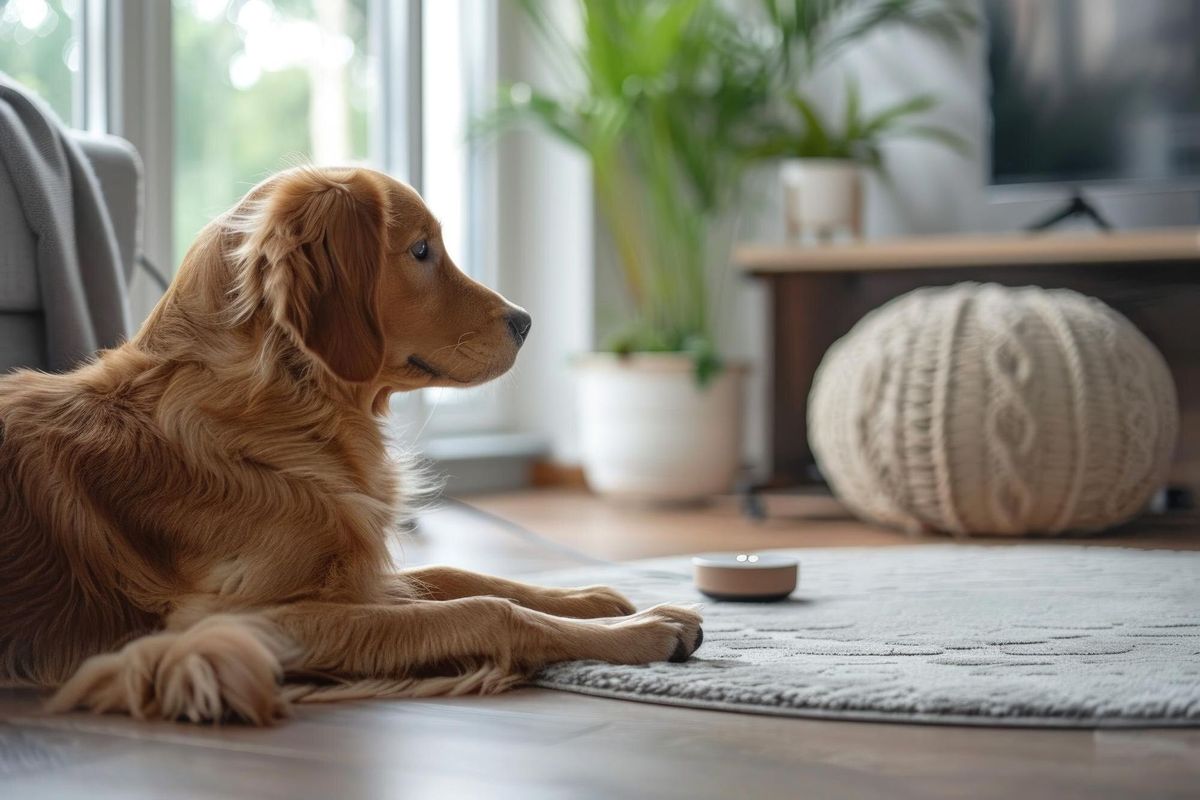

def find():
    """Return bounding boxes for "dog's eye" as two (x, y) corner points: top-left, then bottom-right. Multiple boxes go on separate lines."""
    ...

(410, 239), (429, 261)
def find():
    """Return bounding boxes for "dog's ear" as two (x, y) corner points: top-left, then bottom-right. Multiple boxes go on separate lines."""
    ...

(240, 168), (387, 383)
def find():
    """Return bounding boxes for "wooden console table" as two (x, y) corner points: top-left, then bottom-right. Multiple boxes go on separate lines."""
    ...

(739, 228), (1200, 497)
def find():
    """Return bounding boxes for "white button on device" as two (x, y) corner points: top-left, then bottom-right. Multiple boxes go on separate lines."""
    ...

(691, 553), (799, 601)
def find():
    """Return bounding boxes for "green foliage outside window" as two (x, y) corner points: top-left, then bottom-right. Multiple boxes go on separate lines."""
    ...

(0, 0), (372, 270)
(0, 0), (77, 121)
(172, 0), (370, 267)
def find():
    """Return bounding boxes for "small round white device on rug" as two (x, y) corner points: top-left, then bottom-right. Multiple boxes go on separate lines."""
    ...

(691, 553), (798, 601)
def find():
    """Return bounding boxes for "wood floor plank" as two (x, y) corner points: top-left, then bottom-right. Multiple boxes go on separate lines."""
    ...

(6, 691), (1199, 800)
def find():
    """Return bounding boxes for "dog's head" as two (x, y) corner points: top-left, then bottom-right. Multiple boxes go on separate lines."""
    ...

(229, 166), (529, 391)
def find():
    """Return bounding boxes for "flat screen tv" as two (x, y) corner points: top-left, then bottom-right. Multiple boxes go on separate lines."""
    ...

(986, 0), (1200, 189)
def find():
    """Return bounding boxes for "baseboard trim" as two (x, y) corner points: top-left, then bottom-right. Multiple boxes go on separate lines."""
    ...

(531, 461), (588, 489)
(421, 432), (548, 494)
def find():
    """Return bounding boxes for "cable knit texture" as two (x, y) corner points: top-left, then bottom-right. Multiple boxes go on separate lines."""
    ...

(808, 283), (1179, 536)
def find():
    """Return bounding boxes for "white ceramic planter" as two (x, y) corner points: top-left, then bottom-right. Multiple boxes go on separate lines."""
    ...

(575, 353), (747, 503)
(780, 158), (863, 242)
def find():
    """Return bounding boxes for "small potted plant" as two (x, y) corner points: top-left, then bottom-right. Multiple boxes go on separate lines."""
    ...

(755, 0), (974, 241)
(754, 84), (967, 241)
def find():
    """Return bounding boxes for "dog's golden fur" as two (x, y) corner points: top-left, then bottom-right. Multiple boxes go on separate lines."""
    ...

(0, 166), (702, 724)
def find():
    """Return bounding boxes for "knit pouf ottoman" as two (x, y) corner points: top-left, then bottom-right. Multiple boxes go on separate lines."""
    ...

(808, 283), (1179, 536)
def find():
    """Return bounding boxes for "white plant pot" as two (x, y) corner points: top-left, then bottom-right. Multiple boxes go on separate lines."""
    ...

(575, 353), (747, 503)
(780, 158), (863, 242)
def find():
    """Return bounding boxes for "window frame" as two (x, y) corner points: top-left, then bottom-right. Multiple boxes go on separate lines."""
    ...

(370, 0), (422, 185)
(104, 0), (173, 296)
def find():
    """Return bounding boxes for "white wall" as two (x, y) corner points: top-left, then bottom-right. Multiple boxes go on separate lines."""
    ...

(495, 2), (594, 465)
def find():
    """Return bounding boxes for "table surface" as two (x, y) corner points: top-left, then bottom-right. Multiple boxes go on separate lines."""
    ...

(737, 227), (1200, 275)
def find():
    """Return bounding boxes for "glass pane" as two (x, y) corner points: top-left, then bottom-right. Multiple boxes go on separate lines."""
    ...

(0, 0), (80, 123)
(422, 0), (468, 277)
(421, 0), (492, 283)
(172, 0), (371, 268)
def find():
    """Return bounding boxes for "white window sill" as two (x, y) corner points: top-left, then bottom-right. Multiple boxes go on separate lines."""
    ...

(419, 431), (548, 495)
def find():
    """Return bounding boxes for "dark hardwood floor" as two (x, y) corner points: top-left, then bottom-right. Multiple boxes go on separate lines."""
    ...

(3, 489), (1198, 799)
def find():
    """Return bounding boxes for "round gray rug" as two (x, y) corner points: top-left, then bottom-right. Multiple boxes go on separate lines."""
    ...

(530, 545), (1200, 727)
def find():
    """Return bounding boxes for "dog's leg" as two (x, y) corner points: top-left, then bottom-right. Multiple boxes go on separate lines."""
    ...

(265, 596), (702, 678)
(398, 566), (636, 618)
(50, 598), (702, 723)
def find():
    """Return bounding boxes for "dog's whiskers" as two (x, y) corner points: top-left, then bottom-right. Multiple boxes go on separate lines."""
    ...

(426, 332), (479, 361)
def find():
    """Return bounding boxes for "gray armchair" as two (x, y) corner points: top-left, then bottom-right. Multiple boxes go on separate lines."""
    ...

(0, 128), (142, 372)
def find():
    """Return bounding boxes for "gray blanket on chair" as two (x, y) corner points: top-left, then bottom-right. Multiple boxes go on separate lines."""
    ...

(0, 74), (130, 372)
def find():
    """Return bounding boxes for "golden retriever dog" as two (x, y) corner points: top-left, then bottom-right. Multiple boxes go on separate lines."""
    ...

(0, 166), (703, 724)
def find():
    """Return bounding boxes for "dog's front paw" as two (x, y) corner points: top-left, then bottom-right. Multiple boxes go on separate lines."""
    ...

(47, 632), (175, 720)
(539, 584), (637, 619)
(47, 619), (287, 725)
(608, 603), (704, 664)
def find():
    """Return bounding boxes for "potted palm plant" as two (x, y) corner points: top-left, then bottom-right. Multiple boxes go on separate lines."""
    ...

(480, 0), (972, 502)
(480, 0), (768, 502)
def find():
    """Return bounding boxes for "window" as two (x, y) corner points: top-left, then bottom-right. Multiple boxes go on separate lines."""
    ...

(0, 0), (81, 123)
(172, 0), (372, 267)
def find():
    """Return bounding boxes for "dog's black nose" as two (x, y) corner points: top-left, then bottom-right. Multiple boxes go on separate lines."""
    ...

(505, 310), (532, 345)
